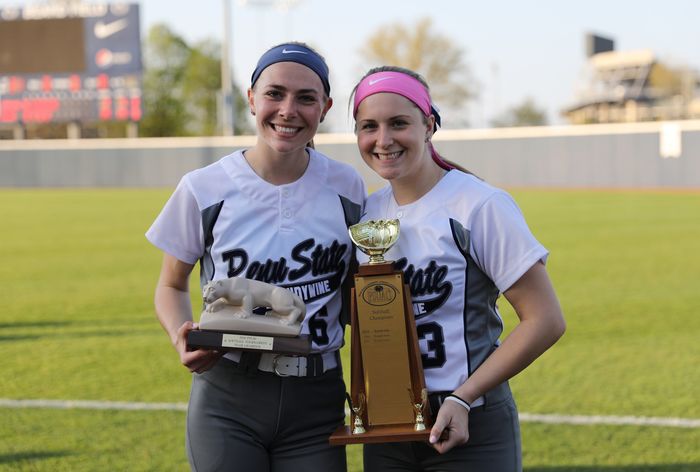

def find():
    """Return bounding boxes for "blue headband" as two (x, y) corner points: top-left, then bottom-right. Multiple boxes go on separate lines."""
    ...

(251, 44), (331, 95)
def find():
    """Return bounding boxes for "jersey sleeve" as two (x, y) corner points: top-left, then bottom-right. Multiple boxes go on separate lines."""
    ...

(145, 177), (204, 265)
(469, 191), (548, 293)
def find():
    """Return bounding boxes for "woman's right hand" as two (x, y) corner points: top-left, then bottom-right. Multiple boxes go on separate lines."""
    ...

(175, 321), (223, 374)
(429, 398), (470, 454)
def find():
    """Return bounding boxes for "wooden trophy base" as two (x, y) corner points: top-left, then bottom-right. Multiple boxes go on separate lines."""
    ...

(187, 330), (311, 355)
(329, 424), (430, 446)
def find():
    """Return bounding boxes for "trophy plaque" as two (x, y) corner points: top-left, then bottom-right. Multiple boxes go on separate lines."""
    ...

(186, 277), (311, 355)
(330, 219), (432, 445)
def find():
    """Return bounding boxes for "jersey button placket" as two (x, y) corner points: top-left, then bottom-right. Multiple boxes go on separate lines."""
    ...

(280, 187), (293, 230)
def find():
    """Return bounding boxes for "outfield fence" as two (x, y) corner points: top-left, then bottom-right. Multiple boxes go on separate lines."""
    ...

(1, 120), (699, 188)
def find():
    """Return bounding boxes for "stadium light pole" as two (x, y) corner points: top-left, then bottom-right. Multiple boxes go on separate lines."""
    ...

(221, 0), (234, 136)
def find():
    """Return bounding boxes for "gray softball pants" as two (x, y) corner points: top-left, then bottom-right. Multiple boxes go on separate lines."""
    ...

(186, 356), (347, 472)
(364, 390), (522, 472)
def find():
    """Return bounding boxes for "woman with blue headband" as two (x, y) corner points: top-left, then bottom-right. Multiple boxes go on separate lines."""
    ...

(351, 66), (566, 471)
(147, 42), (366, 471)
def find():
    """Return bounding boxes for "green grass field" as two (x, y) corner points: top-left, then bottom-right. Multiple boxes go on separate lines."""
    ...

(1, 188), (699, 471)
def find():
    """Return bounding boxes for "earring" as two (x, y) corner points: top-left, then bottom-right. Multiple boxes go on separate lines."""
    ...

(250, 110), (256, 116)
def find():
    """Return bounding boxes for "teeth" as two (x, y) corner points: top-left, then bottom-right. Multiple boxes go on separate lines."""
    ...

(376, 151), (401, 160)
(274, 125), (298, 135)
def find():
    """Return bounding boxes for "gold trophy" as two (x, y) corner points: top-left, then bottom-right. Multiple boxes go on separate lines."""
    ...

(330, 220), (432, 445)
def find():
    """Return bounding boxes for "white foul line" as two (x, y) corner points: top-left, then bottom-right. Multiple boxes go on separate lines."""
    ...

(0, 398), (187, 412)
(1, 398), (698, 428)
(518, 412), (700, 429)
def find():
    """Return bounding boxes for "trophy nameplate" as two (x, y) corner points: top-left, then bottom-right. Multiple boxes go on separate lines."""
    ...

(330, 220), (432, 445)
(186, 277), (311, 355)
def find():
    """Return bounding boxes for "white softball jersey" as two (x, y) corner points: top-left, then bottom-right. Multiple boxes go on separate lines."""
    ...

(147, 149), (366, 355)
(358, 170), (548, 404)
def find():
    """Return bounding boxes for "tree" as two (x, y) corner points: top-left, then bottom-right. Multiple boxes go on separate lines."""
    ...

(358, 17), (475, 127)
(182, 39), (225, 136)
(139, 24), (191, 137)
(491, 98), (548, 127)
(140, 24), (251, 137)
(649, 63), (685, 97)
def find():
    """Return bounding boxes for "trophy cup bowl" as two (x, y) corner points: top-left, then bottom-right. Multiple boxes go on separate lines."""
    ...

(348, 219), (400, 264)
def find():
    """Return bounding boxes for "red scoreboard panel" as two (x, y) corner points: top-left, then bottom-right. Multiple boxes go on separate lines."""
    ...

(0, 3), (142, 124)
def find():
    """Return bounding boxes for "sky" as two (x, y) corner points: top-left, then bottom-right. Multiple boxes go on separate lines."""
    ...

(2, 0), (699, 132)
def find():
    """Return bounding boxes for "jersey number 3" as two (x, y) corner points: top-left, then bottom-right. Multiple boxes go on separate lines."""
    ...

(417, 322), (446, 368)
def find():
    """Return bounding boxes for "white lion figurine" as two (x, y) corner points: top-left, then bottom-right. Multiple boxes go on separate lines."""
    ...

(202, 277), (306, 327)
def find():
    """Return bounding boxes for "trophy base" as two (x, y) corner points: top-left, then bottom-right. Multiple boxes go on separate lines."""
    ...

(329, 424), (431, 445)
(187, 330), (311, 356)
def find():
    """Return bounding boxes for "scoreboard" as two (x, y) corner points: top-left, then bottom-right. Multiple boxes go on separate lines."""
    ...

(0, 2), (142, 124)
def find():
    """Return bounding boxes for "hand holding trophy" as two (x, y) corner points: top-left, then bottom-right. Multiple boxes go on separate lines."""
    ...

(330, 220), (432, 444)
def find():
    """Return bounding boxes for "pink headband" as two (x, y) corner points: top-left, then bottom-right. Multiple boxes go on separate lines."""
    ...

(353, 71), (432, 118)
(353, 70), (453, 171)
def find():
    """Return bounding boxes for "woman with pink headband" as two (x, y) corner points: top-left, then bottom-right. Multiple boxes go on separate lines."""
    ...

(351, 66), (566, 471)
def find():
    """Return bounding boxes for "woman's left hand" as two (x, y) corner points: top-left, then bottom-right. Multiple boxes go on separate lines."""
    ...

(428, 400), (470, 454)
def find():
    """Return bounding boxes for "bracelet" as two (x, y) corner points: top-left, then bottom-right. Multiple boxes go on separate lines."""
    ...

(444, 394), (471, 412)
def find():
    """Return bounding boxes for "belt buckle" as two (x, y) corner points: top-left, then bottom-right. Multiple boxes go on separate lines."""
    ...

(272, 355), (290, 377)
(273, 355), (307, 377)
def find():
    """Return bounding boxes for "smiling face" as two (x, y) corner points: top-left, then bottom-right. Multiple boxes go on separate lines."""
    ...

(355, 92), (435, 185)
(248, 61), (332, 157)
